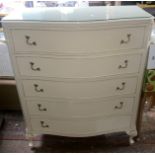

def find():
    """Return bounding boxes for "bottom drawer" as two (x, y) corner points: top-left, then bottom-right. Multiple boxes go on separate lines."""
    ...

(30, 116), (131, 137)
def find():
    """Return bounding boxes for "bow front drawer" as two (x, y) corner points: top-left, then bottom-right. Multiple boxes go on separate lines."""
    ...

(16, 53), (141, 78)
(22, 77), (137, 99)
(30, 116), (131, 137)
(27, 97), (134, 118)
(12, 27), (145, 54)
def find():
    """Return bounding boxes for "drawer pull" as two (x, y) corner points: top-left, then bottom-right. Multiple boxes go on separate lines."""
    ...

(116, 82), (126, 90)
(118, 60), (128, 69)
(37, 104), (47, 111)
(30, 62), (40, 71)
(120, 34), (131, 44)
(115, 102), (124, 109)
(25, 35), (36, 46)
(40, 121), (49, 128)
(34, 84), (44, 92)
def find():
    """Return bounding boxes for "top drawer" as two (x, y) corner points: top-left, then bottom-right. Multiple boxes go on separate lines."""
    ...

(11, 27), (145, 54)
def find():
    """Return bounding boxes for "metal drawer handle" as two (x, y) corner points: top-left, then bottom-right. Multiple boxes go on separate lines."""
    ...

(37, 104), (47, 111)
(40, 121), (49, 128)
(115, 102), (124, 109)
(34, 84), (44, 92)
(25, 35), (36, 46)
(118, 60), (128, 69)
(120, 34), (131, 44)
(116, 82), (126, 90)
(30, 62), (40, 71)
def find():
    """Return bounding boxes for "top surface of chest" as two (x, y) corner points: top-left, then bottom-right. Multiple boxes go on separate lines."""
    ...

(2, 6), (153, 22)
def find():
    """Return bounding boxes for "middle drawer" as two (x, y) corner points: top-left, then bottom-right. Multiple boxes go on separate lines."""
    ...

(27, 97), (134, 118)
(22, 77), (137, 99)
(16, 53), (141, 78)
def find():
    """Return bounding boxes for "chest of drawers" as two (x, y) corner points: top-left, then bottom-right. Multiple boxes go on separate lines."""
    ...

(2, 6), (154, 145)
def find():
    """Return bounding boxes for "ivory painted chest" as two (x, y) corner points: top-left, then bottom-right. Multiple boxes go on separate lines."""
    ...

(2, 6), (154, 145)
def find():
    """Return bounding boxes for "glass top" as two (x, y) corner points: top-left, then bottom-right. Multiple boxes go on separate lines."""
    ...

(2, 6), (153, 22)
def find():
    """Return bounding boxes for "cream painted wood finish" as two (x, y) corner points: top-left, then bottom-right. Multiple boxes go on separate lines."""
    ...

(2, 6), (153, 139)
(12, 27), (145, 53)
(22, 77), (137, 99)
(27, 97), (134, 118)
(30, 116), (131, 137)
(16, 54), (141, 78)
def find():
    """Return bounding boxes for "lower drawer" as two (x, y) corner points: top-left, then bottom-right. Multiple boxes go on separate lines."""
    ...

(27, 97), (134, 118)
(22, 77), (137, 99)
(30, 116), (131, 137)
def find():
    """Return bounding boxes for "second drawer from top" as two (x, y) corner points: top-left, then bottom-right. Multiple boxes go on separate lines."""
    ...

(16, 53), (141, 78)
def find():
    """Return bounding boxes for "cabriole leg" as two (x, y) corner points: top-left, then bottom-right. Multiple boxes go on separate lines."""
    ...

(25, 128), (34, 147)
(126, 130), (137, 145)
(129, 136), (135, 145)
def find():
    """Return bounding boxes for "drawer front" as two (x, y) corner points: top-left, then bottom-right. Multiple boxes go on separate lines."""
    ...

(22, 77), (137, 99)
(12, 27), (144, 53)
(147, 45), (155, 69)
(27, 97), (134, 118)
(30, 116), (131, 137)
(16, 54), (141, 78)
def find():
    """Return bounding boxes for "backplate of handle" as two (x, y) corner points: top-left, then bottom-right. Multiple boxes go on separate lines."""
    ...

(30, 62), (40, 71)
(120, 34), (131, 44)
(30, 62), (41, 71)
(34, 84), (44, 92)
(40, 121), (49, 128)
(115, 102), (124, 109)
(116, 82), (126, 90)
(37, 104), (47, 111)
(118, 60), (128, 69)
(25, 35), (37, 46)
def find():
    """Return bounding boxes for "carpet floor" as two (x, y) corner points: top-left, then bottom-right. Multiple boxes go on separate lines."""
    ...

(0, 109), (155, 153)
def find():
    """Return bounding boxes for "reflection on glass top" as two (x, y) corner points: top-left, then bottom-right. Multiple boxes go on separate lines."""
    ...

(3, 6), (153, 22)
